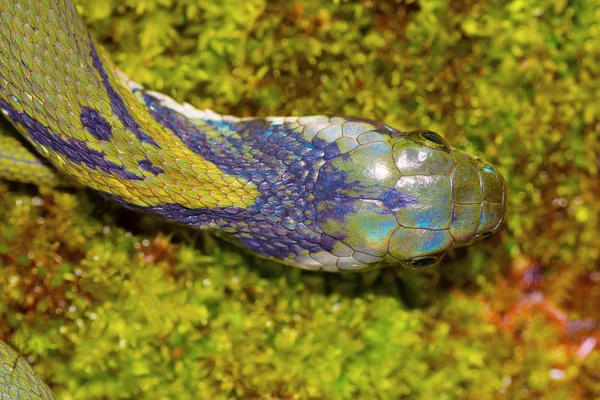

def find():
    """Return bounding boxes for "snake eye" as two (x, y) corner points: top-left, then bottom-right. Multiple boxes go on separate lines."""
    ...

(420, 130), (445, 145)
(411, 130), (451, 153)
(401, 252), (446, 268)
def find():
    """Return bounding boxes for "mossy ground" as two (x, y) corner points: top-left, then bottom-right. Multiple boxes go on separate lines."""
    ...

(1, 0), (599, 398)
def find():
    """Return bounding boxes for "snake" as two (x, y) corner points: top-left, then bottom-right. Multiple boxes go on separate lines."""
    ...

(0, 0), (505, 396)
(0, 341), (54, 399)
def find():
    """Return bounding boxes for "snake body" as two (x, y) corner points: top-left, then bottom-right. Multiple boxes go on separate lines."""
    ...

(0, 0), (507, 396)
(0, 0), (505, 272)
(0, 342), (53, 399)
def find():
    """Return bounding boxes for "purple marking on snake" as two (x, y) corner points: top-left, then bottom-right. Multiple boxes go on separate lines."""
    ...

(138, 159), (165, 175)
(88, 39), (158, 147)
(80, 106), (112, 141)
(0, 98), (141, 181)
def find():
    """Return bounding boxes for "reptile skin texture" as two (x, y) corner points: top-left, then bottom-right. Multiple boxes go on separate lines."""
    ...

(0, 342), (53, 400)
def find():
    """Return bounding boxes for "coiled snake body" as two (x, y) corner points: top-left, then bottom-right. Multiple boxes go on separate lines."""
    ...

(0, 0), (506, 396)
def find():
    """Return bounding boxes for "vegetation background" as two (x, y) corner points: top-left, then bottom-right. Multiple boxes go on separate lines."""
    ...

(0, 0), (598, 398)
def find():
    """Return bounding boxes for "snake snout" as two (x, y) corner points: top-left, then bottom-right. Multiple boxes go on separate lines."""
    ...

(450, 157), (506, 245)
(479, 164), (507, 235)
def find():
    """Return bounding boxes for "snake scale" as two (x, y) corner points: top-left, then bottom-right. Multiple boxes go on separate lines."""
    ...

(0, 0), (505, 396)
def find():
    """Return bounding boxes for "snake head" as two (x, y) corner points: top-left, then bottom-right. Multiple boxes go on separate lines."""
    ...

(311, 123), (506, 271)
(386, 129), (507, 268)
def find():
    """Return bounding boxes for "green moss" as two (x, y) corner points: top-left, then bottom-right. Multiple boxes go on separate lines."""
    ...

(1, 0), (599, 398)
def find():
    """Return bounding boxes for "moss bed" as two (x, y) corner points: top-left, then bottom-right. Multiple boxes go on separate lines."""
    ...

(1, 0), (599, 398)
